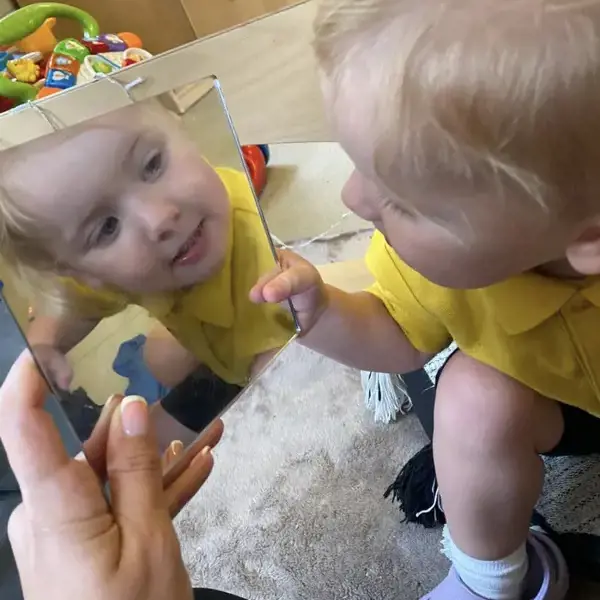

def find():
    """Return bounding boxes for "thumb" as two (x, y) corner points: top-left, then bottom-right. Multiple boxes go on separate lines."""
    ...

(106, 396), (166, 522)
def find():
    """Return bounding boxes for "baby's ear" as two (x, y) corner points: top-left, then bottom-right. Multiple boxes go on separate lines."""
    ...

(566, 219), (600, 275)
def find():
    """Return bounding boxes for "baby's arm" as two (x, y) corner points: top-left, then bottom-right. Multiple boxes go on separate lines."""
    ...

(251, 251), (433, 375)
(26, 312), (100, 390)
(303, 285), (431, 373)
(28, 313), (100, 352)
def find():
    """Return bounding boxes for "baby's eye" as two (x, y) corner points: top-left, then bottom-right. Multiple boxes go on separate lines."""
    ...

(97, 216), (120, 244)
(141, 150), (165, 182)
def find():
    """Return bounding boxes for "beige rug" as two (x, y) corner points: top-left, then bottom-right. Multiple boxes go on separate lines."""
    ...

(176, 343), (449, 599)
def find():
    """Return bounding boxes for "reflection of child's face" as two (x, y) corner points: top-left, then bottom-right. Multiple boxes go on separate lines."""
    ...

(5, 104), (231, 293)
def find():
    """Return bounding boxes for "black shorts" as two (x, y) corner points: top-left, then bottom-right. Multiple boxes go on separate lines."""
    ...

(193, 590), (246, 600)
(404, 350), (600, 457)
(160, 368), (243, 433)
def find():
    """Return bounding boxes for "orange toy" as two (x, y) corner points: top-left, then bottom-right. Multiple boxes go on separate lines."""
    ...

(118, 32), (142, 49)
(14, 17), (57, 55)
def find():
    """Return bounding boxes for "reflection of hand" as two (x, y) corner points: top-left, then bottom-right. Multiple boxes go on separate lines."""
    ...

(29, 343), (73, 390)
(83, 397), (224, 518)
(0, 351), (217, 600)
(163, 439), (185, 472)
(250, 249), (327, 333)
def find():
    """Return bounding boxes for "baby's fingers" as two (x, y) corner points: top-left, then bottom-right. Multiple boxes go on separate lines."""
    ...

(250, 266), (281, 303)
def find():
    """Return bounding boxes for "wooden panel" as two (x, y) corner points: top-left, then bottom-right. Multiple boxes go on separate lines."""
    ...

(1, 2), (331, 146)
(0, 0), (16, 18)
(181, 0), (303, 38)
(15, 0), (196, 54)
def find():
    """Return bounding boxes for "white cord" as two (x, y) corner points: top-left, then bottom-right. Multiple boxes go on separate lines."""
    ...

(271, 211), (373, 250)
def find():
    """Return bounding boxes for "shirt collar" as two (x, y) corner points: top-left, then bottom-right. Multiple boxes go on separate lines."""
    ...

(484, 271), (600, 335)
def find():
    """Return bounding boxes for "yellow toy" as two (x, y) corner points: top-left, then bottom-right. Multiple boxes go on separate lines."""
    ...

(7, 57), (41, 83)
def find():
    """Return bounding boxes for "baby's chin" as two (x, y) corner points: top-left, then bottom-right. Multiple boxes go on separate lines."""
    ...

(173, 252), (227, 288)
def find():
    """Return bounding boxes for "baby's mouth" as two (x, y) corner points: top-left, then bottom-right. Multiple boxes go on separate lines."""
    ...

(172, 221), (205, 266)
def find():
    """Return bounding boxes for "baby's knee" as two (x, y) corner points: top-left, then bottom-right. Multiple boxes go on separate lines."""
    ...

(434, 353), (558, 453)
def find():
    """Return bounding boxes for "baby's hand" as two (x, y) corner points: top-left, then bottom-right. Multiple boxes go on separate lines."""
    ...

(30, 344), (73, 391)
(250, 250), (327, 332)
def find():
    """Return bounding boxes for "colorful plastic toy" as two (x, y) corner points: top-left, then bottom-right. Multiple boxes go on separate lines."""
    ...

(0, 3), (150, 110)
(242, 145), (268, 196)
(14, 16), (57, 55)
(0, 3), (99, 103)
(7, 56), (41, 82)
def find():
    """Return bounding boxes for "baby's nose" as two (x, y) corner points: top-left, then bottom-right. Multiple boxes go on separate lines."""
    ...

(342, 170), (378, 220)
(143, 199), (181, 242)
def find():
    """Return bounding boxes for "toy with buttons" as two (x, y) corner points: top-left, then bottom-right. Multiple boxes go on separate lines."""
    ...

(0, 2), (151, 111)
(0, 3), (270, 194)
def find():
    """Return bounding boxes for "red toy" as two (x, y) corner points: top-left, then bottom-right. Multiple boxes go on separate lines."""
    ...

(242, 145), (267, 196)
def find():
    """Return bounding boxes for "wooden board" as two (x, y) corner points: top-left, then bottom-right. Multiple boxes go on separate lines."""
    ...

(181, 0), (304, 38)
(2, 2), (330, 147)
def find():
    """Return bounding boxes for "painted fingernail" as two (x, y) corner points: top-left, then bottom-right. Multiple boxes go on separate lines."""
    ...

(106, 394), (118, 407)
(170, 440), (184, 456)
(100, 394), (118, 415)
(120, 395), (148, 437)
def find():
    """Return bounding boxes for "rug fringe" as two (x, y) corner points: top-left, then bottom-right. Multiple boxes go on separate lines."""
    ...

(361, 371), (412, 424)
(384, 443), (446, 529)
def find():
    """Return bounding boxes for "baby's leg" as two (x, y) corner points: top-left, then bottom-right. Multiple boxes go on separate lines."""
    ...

(432, 352), (565, 599)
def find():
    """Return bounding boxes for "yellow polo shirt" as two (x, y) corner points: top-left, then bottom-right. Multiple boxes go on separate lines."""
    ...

(366, 231), (600, 417)
(61, 168), (295, 385)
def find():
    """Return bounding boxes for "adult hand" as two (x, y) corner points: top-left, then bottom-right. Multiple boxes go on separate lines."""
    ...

(83, 394), (223, 517)
(0, 350), (218, 600)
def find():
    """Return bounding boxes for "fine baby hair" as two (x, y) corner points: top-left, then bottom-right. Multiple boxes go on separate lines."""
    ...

(314, 0), (600, 214)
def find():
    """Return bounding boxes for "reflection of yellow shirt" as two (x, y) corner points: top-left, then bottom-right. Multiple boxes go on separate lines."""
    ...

(366, 231), (600, 417)
(62, 168), (295, 385)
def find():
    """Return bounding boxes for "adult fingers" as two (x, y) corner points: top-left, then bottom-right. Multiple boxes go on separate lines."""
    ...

(166, 448), (214, 518)
(162, 440), (184, 472)
(0, 351), (71, 502)
(162, 418), (224, 488)
(82, 394), (124, 480)
(106, 395), (167, 521)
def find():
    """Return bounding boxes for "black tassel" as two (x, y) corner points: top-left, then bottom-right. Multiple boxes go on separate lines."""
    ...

(384, 443), (446, 528)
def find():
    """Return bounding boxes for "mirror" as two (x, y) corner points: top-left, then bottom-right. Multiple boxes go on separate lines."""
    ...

(0, 78), (299, 472)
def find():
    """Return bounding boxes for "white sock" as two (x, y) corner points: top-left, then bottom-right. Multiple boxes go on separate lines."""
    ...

(442, 526), (529, 600)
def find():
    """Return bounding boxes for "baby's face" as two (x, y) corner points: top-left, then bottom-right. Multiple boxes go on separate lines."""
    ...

(327, 86), (579, 288)
(5, 105), (230, 294)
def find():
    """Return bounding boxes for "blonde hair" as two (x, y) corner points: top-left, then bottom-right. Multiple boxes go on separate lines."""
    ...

(314, 0), (600, 212)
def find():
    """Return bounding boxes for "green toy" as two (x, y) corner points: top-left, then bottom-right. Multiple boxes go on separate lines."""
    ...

(0, 3), (99, 105)
(0, 3), (99, 45)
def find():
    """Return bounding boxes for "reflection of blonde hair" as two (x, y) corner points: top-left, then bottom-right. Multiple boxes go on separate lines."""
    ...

(315, 0), (600, 212)
(0, 97), (179, 316)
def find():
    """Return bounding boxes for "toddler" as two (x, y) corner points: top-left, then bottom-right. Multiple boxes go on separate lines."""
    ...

(0, 100), (292, 445)
(252, 0), (600, 598)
